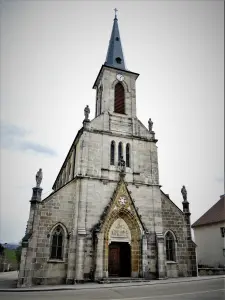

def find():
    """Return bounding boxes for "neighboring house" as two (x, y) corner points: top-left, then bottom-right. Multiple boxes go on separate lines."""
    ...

(192, 194), (225, 267)
(17, 12), (197, 287)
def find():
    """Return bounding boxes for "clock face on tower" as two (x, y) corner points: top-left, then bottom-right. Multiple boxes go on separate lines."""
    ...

(116, 74), (124, 82)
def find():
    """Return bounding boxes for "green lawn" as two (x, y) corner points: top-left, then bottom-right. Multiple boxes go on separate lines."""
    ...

(5, 248), (17, 263)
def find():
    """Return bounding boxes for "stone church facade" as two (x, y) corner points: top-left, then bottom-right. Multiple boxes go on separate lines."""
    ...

(18, 13), (197, 287)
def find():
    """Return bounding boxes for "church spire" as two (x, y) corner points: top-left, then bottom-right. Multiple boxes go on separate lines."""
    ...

(104, 9), (127, 70)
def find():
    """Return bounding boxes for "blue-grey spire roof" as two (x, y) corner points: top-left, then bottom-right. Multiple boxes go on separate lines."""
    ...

(104, 9), (127, 70)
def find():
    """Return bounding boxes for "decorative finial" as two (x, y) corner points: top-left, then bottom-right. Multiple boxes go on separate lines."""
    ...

(181, 185), (187, 202)
(114, 8), (118, 19)
(35, 168), (43, 188)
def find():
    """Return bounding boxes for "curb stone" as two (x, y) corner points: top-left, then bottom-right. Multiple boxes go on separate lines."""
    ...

(0, 275), (224, 292)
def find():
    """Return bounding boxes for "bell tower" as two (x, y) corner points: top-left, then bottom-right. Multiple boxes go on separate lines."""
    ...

(93, 9), (139, 119)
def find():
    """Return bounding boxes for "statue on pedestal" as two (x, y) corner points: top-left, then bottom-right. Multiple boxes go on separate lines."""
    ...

(148, 118), (153, 132)
(181, 185), (187, 202)
(84, 105), (90, 121)
(36, 169), (43, 188)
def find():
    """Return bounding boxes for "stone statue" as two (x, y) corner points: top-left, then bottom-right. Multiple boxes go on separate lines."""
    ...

(118, 156), (125, 167)
(84, 105), (90, 121)
(36, 168), (43, 188)
(148, 118), (153, 132)
(118, 156), (126, 174)
(181, 185), (187, 201)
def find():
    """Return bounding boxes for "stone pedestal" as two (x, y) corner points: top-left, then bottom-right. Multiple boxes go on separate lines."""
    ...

(30, 187), (42, 203)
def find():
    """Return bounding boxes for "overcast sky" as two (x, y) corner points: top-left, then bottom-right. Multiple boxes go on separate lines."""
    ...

(0, 0), (224, 243)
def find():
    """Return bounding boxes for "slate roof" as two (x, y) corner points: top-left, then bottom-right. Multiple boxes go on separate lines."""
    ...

(192, 194), (225, 228)
(104, 14), (127, 70)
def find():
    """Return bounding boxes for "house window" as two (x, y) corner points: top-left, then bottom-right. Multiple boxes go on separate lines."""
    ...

(114, 83), (125, 114)
(50, 225), (63, 260)
(110, 141), (115, 165)
(126, 143), (130, 167)
(220, 227), (225, 237)
(165, 231), (176, 261)
(118, 142), (123, 162)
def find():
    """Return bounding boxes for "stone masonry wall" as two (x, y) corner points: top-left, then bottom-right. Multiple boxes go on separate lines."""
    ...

(30, 181), (77, 285)
(161, 192), (189, 277)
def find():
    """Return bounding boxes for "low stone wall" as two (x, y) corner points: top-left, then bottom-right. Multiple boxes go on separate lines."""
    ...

(198, 268), (225, 276)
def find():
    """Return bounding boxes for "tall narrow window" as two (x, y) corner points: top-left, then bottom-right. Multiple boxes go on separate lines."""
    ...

(165, 231), (176, 261)
(118, 142), (123, 161)
(50, 225), (63, 260)
(99, 85), (103, 114)
(110, 141), (115, 165)
(126, 143), (130, 167)
(114, 83), (125, 114)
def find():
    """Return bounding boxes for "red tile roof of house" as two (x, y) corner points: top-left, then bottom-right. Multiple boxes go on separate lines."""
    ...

(192, 194), (225, 228)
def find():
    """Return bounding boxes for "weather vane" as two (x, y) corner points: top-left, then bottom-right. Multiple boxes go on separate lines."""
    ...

(114, 8), (118, 19)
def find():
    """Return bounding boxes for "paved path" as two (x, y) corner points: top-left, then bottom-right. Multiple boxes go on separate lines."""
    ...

(0, 277), (224, 299)
(0, 272), (224, 292)
(0, 271), (18, 288)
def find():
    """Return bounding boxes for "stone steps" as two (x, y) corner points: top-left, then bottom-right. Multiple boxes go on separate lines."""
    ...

(98, 277), (151, 284)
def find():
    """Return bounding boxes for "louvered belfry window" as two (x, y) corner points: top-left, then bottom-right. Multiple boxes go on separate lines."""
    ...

(114, 83), (125, 114)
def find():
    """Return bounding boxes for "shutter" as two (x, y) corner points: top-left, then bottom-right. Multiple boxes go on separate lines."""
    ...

(114, 83), (125, 114)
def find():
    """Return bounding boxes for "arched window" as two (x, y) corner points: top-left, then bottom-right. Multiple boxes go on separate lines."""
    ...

(50, 225), (64, 260)
(165, 231), (176, 261)
(114, 83), (125, 114)
(118, 142), (123, 162)
(110, 141), (115, 165)
(126, 143), (130, 167)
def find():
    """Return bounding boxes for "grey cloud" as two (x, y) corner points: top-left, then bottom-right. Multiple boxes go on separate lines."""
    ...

(0, 122), (56, 156)
(20, 141), (56, 156)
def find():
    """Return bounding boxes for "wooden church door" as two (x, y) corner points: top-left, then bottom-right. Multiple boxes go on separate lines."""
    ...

(108, 243), (120, 276)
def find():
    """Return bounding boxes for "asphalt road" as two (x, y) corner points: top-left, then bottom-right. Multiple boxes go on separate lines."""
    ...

(0, 278), (224, 300)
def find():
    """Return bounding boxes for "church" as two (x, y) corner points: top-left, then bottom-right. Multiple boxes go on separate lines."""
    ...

(18, 12), (197, 287)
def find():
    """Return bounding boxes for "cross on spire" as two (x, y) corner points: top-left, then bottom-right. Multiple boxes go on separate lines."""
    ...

(114, 8), (118, 19)
(104, 8), (127, 70)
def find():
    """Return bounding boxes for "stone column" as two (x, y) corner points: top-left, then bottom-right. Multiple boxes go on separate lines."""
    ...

(74, 179), (87, 282)
(66, 182), (80, 284)
(75, 232), (86, 282)
(94, 233), (104, 280)
(156, 232), (166, 279)
(18, 186), (42, 287)
(182, 197), (197, 277)
(142, 235), (148, 278)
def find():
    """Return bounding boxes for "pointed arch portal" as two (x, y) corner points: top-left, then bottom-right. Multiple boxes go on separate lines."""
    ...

(108, 218), (131, 277)
(103, 208), (142, 278)
(94, 179), (145, 279)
